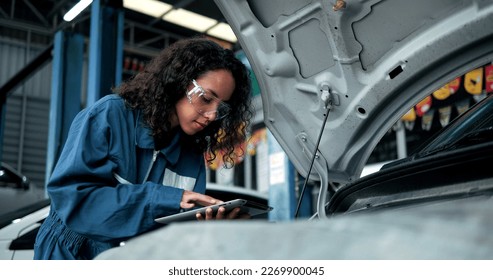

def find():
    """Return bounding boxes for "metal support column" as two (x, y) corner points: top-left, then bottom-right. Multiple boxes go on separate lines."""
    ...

(45, 31), (84, 187)
(267, 130), (296, 221)
(86, 0), (124, 107)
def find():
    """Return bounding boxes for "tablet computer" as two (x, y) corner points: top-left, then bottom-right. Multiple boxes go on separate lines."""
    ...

(154, 199), (273, 224)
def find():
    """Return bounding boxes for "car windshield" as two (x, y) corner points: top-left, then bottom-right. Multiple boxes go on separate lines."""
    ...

(416, 94), (493, 157)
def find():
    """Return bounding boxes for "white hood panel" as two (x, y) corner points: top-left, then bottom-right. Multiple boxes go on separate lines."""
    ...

(215, 0), (493, 183)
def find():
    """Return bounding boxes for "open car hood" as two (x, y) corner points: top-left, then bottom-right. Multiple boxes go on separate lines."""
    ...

(215, 0), (493, 184)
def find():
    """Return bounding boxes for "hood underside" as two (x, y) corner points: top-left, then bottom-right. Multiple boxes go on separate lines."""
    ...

(215, 0), (493, 184)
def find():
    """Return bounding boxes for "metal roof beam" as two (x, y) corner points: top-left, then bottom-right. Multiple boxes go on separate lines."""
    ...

(47, 0), (71, 19)
(21, 0), (50, 26)
(0, 18), (53, 35)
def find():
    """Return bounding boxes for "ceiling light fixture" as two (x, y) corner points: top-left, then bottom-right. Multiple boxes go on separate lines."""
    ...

(206, 22), (237, 43)
(123, 0), (237, 43)
(63, 0), (94, 22)
(163, 8), (218, 33)
(123, 0), (172, 18)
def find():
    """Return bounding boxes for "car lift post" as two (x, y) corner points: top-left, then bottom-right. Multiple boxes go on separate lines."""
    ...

(86, 0), (124, 107)
(45, 31), (84, 188)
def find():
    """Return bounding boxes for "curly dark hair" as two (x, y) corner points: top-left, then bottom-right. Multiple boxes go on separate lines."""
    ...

(115, 37), (253, 168)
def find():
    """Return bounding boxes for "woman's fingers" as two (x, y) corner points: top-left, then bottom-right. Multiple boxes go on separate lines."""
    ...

(181, 190), (223, 209)
(205, 207), (215, 220)
(215, 206), (227, 219)
(226, 207), (241, 219)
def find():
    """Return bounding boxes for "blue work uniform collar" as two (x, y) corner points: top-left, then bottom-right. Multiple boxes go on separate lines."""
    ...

(134, 113), (182, 166)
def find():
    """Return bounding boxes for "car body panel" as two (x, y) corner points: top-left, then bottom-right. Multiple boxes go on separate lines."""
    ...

(0, 201), (49, 260)
(328, 141), (493, 215)
(214, 0), (493, 184)
(96, 197), (493, 259)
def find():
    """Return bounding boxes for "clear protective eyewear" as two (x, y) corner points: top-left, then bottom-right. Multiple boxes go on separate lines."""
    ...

(186, 79), (231, 120)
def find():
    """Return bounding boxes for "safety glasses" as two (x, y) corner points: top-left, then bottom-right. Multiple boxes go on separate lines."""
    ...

(187, 79), (231, 120)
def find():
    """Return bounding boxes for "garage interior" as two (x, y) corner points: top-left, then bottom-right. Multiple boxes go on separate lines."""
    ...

(1, 0), (490, 221)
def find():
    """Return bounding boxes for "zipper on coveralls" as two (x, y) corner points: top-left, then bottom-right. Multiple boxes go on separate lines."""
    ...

(142, 150), (159, 183)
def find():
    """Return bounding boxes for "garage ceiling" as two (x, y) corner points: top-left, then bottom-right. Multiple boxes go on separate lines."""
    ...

(0, 0), (235, 57)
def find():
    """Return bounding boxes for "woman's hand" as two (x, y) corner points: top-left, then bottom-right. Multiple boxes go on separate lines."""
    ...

(180, 190), (251, 221)
(196, 206), (251, 221)
(180, 190), (221, 209)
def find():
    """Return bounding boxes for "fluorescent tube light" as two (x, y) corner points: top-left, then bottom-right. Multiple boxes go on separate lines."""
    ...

(123, 0), (237, 43)
(163, 8), (217, 33)
(63, 0), (94, 22)
(207, 22), (237, 43)
(123, 0), (172, 18)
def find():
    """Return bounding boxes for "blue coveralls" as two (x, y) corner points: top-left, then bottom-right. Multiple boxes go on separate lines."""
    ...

(34, 94), (206, 259)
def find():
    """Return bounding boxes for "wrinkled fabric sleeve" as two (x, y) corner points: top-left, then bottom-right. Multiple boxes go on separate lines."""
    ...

(47, 103), (183, 243)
